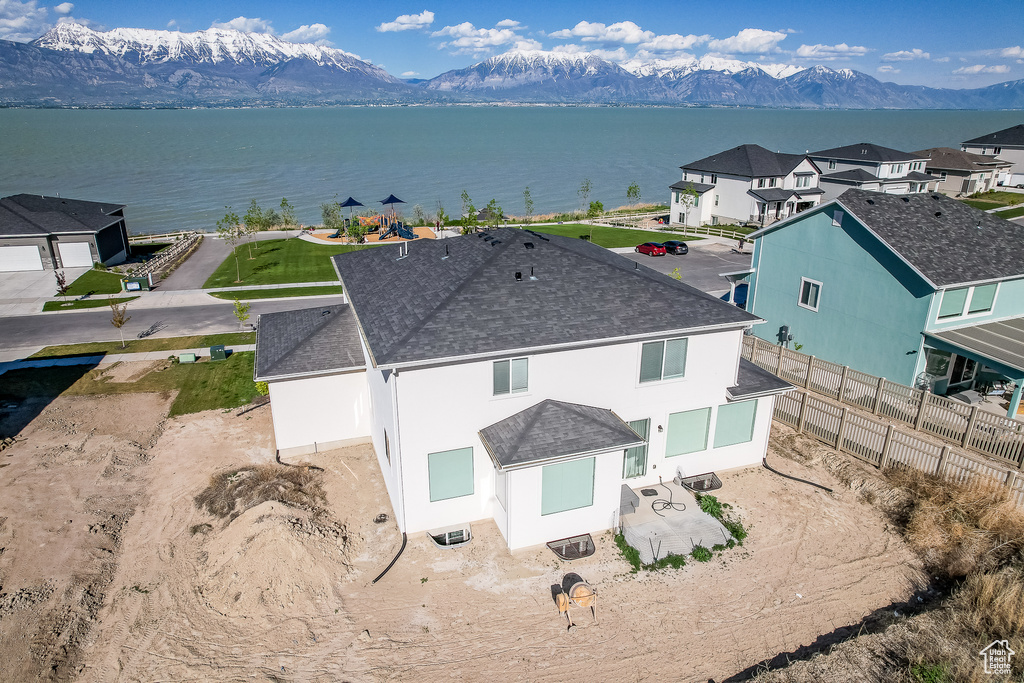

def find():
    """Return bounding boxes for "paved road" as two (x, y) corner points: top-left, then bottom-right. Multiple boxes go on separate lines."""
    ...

(620, 242), (752, 294)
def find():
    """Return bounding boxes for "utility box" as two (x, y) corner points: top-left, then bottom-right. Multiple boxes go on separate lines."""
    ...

(179, 353), (196, 364)
(210, 345), (227, 361)
(121, 276), (151, 292)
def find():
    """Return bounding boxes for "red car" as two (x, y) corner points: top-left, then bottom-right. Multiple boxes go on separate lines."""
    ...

(635, 242), (667, 256)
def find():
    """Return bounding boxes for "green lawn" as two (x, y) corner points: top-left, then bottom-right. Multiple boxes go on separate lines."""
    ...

(961, 200), (997, 210)
(208, 285), (345, 300)
(532, 224), (694, 248)
(65, 269), (125, 296)
(965, 191), (1024, 208)
(994, 205), (1024, 219)
(29, 332), (255, 359)
(43, 296), (138, 312)
(0, 351), (261, 417)
(204, 239), (370, 288)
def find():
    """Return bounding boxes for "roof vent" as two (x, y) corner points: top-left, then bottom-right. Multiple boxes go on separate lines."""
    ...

(321, 310), (331, 316)
(514, 271), (523, 281)
(634, 262), (639, 270)
(866, 199), (875, 205)
(529, 266), (537, 281)
(490, 240), (501, 247)
(524, 242), (535, 249)
(934, 211), (942, 218)
(442, 244), (450, 260)
(901, 196), (910, 203)
(483, 235), (493, 242)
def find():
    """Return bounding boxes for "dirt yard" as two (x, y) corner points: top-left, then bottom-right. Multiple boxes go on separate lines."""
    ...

(0, 391), (924, 682)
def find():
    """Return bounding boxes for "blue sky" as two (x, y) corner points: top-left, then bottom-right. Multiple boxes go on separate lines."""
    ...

(2, 0), (1022, 87)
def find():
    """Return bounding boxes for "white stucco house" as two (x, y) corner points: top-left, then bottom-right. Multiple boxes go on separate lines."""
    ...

(961, 123), (1024, 187)
(255, 229), (790, 551)
(808, 142), (937, 201)
(669, 144), (824, 228)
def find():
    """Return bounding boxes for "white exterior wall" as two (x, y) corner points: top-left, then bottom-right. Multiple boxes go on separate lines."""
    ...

(389, 328), (768, 550)
(709, 175), (757, 224)
(365, 361), (406, 530)
(269, 372), (371, 455)
(963, 144), (1024, 175)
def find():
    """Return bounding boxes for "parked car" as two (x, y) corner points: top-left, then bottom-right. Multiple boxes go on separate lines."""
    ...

(635, 242), (667, 256)
(719, 283), (748, 310)
(662, 240), (689, 255)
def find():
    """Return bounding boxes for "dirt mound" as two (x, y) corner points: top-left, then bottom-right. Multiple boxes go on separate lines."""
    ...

(195, 464), (325, 521)
(197, 501), (351, 618)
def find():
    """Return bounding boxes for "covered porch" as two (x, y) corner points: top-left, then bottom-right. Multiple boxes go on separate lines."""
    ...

(922, 316), (1024, 419)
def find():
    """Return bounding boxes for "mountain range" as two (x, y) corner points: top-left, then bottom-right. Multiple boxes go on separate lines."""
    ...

(2, 23), (1022, 109)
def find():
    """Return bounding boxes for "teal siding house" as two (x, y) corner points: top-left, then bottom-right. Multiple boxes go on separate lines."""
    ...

(745, 189), (1024, 418)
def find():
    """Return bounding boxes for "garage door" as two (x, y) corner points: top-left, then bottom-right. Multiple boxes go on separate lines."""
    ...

(0, 245), (43, 272)
(58, 242), (93, 268)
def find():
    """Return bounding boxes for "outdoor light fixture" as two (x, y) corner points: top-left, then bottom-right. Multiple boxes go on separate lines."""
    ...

(658, 425), (663, 432)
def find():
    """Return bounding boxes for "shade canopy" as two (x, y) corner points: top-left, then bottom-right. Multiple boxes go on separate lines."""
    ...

(380, 194), (405, 205)
(339, 197), (363, 208)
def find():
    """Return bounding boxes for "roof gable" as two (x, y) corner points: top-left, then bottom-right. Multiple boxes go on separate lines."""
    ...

(334, 229), (759, 367)
(963, 124), (1024, 147)
(255, 303), (364, 380)
(682, 144), (807, 178)
(809, 142), (923, 163)
(915, 147), (1012, 171)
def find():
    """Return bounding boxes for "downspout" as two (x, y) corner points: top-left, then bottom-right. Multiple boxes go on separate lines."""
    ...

(372, 368), (409, 584)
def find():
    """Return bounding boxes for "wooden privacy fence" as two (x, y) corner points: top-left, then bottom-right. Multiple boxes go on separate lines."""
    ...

(775, 390), (1024, 507)
(743, 335), (1024, 468)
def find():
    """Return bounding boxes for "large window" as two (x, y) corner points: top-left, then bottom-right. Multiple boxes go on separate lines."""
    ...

(713, 400), (758, 448)
(795, 174), (811, 188)
(541, 458), (595, 515)
(494, 358), (528, 395)
(665, 408), (711, 457)
(938, 284), (997, 320)
(623, 418), (649, 478)
(639, 338), (688, 383)
(799, 278), (821, 311)
(428, 447), (474, 502)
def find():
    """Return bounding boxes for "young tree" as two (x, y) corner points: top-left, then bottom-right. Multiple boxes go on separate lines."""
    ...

(321, 200), (343, 233)
(484, 199), (503, 229)
(678, 183), (699, 227)
(587, 200), (604, 219)
(109, 297), (131, 349)
(435, 201), (449, 230)
(412, 204), (426, 226)
(523, 186), (534, 225)
(263, 208), (282, 228)
(279, 197), (297, 228)
(460, 190), (477, 235)
(216, 208), (244, 283)
(232, 297), (251, 330)
(242, 199), (265, 258)
(577, 178), (592, 217)
(347, 218), (368, 244)
(626, 181), (641, 209)
(54, 270), (69, 302)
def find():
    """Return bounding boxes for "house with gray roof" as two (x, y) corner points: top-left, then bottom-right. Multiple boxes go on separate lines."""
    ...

(961, 123), (1024, 186)
(808, 143), (936, 201)
(0, 194), (130, 272)
(915, 147), (1012, 196)
(745, 189), (1024, 418)
(669, 144), (823, 228)
(255, 228), (791, 551)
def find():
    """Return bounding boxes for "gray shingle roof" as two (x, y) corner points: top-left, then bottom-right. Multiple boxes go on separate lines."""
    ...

(669, 181), (715, 194)
(254, 303), (364, 380)
(681, 144), (807, 178)
(749, 188), (794, 202)
(821, 168), (883, 183)
(915, 147), (1012, 172)
(478, 399), (643, 470)
(728, 358), (793, 400)
(333, 228), (760, 367)
(836, 189), (1024, 287)
(794, 188), (825, 197)
(963, 124), (1024, 147)
(0, 194), (125, 237)
(809, 143), (924, 163)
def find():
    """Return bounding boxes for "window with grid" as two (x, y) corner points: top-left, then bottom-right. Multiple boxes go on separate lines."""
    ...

(799, 278), (821, 311)
(493, 358), (528, 395)
(639, 338), (688, 383)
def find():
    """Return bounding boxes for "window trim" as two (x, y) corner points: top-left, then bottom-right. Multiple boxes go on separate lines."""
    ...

(937, 283), (999, 321)
(638, 337), (688, 384)
(798, 277), (822, 312)
(493, 357), (529, 396)
(427, 447), (475, 503)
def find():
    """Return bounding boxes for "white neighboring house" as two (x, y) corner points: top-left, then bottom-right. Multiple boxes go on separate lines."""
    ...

(669, 144), (823, 228)
(808, 142), (936, 201)
(961, 123), (1024, 187)
(254, 229), (790, 552)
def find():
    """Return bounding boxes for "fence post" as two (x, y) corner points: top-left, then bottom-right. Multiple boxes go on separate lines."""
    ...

(961, 405), (980, 450)
(804, 357), (815, 389)
(776, 344), (784, 374)
(879, 425), (894, 469)
(796, 392), (809, 433)
(837, 365), (849, 402)
(936, 446), (950, 477)
(873, 377), (886, 415)
(836, 406), (849, 451)
(913, 391), (929, 431)
(1007, 469), (1018, 492)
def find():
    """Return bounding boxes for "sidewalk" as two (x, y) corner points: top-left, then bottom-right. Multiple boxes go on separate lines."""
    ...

(0, 344), (256, 376)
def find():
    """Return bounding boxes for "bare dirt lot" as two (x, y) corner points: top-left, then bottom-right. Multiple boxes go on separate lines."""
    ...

(0, 392), (924, 682)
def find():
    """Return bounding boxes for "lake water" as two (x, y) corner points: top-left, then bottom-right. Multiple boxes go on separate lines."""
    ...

(1, 107), (1021, 235)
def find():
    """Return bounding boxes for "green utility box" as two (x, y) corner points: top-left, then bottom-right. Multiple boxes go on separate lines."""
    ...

(121, 276), (151, 292)
(179, 353), (196, 364)
(210, 345), (227, 361)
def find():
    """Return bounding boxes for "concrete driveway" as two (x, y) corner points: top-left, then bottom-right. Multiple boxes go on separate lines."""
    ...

(0, 266), (91, 300)
(618, 239), (752, 295)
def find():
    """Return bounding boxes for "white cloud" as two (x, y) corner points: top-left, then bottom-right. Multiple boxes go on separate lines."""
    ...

(1000, 46), (1024, 59)
(496, 19), (520, 28)
(707, 28), (788, 55)
(55, 14), (100, 29)
(211, 16), (274, 33)
(636, 33), (710, 55)
(877, 65), (900, 74)
(52, 1), (71, 14)
(550, 20), (654, 44)
(401, 70), (419, 77)
(934, 56), (950, 63)
(882, 48), (929, 62)
(282, 23), (330, 44)
(795, 43), (869, 60)
(513, 38), (543, 51)
(166, 19), (176, 29)
(551, 43), (628, 62)
(376, 10), (433, 33)
(432, 21), (522, 53)
(0, 0), (49, 41)
(952, 64), (1010, 74)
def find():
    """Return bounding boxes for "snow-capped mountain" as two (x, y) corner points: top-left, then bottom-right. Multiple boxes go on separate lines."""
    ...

(623, 56), (804, 80)
(32, 23), (398, 81)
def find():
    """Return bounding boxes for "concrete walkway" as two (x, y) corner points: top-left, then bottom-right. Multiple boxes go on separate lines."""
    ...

(0, 344), (257, 375)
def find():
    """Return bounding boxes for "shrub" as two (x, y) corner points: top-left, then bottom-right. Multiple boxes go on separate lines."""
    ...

(690, 545), (713, 562)
(255, 381), (269, 396)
